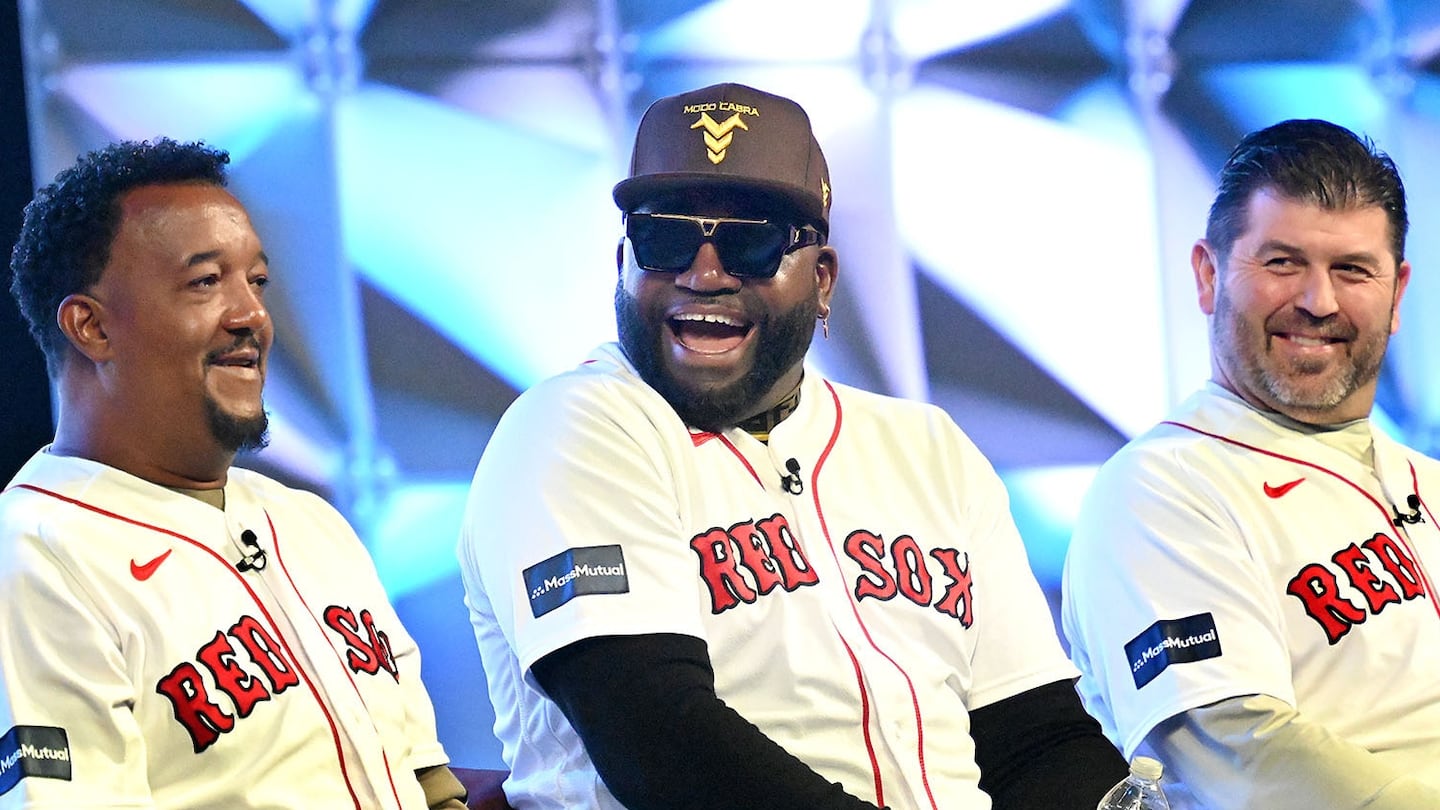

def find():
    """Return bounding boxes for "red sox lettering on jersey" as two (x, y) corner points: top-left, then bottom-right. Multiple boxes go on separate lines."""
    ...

(156, 606), (401, 752)
(1160, 416), (1436, 647)
(1286, 530), (1427, 644)
(690, 513), (975, 626)
(324, 605), (401, 681)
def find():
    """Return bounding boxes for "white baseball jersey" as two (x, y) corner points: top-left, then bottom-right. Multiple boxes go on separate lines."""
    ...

(458, 342), (1076, 810)
(0, 449), (450, 808)
(1062, 384), (1440, 785)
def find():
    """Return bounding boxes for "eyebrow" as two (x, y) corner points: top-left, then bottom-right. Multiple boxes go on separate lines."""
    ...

(186, 249), (270, 267)
(1255, 240), (1381, 267)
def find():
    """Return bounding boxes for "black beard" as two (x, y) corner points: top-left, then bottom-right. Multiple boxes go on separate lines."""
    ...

(615, 283), (817, 432)
(206, 396), (270, 454)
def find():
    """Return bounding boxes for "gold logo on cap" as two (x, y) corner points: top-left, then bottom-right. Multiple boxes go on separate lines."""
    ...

(822, 178), (830, 209)
(691, 112), (749, 164)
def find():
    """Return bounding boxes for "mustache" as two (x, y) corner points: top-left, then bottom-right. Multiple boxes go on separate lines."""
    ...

(1265, 310), (1356, 340)
(205, 335), (264, 364)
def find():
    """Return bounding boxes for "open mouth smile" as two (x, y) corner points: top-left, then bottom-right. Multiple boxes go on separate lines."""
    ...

(669, 311), (754, 356)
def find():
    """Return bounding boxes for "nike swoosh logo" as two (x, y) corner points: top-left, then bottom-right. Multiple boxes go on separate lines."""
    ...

(130, 549), (173, 581)
(1264, 478), (1305, 498)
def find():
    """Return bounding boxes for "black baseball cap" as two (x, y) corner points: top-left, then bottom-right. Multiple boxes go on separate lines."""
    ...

(613, 83), (831, 232)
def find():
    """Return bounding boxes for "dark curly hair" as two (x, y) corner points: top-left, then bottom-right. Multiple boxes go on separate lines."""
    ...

(1206, 119), (1407, 266)
(9, 137), (232, 373)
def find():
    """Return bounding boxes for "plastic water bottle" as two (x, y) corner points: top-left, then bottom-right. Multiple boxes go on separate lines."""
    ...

(1096, 756), (1170, 810)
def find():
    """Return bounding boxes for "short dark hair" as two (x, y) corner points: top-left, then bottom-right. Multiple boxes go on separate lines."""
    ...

(1205, 119), (1407, 265)
(9, 138), (232, 373)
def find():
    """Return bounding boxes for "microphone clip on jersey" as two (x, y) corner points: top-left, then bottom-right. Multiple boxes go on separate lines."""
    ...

(780, 458), (804, 495)
(235, 529), (268, 572)
(1393, 494), (1425, 527)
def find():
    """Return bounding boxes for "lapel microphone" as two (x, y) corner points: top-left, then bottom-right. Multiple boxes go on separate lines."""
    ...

(1392, 494), (1425, 527)
(235, 529), (268, 572)
(780, 458), (804, 495)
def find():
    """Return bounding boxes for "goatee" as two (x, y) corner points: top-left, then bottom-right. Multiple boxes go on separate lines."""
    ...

(206, 396), (270, 454)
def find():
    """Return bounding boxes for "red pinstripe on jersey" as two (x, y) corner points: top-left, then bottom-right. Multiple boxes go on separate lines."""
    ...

(838, 631), (883, 806)
(1409, 463), (1435, 528)
(1163, 421), (1440, 624)
(264, 510), (407, 807)
(11, 483), (367, 809)
(715, 433), (764, 488)
(809, 381), (940, 810)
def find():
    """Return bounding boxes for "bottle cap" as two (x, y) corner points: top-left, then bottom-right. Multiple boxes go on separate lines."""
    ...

(1131, 756), (1164, 781)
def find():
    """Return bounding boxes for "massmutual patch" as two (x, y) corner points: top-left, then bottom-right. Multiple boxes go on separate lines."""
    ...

(525, 545), (629, 618)
(1125, 612), (1222, 689)
(0, 725), (72, 796)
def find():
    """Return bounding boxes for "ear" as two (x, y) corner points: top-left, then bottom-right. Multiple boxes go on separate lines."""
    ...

(1391, 259), (1411, 335)
(1192, 240), (1219, 315)
(57, 293), (112, 363)
(815, 246), (839, 314)
(615, 238), (626, 276)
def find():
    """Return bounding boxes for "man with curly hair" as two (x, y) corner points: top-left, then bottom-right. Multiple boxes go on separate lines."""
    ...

(0, 138), (467, 809)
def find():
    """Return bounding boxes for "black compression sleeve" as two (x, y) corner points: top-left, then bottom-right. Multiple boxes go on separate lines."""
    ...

(531, 632), (882, 810)
(970, 679), (1129, 810)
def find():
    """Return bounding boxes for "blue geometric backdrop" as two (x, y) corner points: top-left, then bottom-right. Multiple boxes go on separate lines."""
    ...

(14, 0), (1440, 768)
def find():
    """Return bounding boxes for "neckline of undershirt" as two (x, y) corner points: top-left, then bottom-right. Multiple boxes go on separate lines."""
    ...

(1205, 381), (1374, 468)
(169, 485), (225, 510)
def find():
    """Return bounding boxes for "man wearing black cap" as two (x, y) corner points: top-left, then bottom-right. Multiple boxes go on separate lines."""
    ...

(458, 83), (1126, 809)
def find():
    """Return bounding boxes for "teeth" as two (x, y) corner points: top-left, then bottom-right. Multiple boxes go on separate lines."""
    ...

(674, 313), (743, 327)
(1289, 336), (1331, 347)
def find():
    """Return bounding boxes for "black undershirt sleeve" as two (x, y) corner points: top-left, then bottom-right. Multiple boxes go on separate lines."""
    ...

(970, 678), (1130, 810)
(531, 632), (882, 810)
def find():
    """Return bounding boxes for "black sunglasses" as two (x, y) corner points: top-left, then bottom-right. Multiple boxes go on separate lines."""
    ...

(625, 212), (824, 279)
